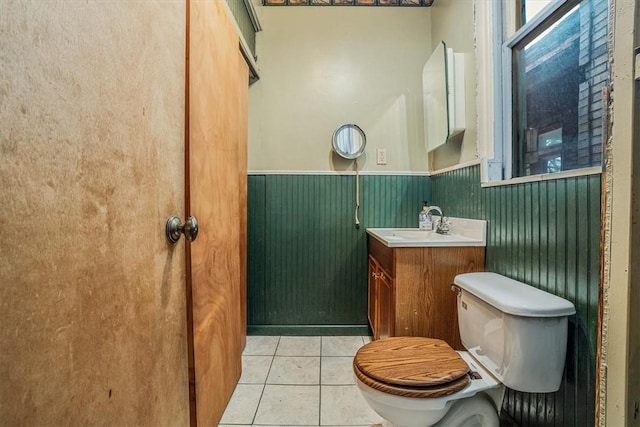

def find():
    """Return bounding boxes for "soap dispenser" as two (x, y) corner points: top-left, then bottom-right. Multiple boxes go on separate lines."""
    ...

(418, 201), (433, 231)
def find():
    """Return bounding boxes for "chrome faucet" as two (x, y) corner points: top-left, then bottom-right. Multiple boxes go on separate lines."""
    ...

(425, 205), (450, 235)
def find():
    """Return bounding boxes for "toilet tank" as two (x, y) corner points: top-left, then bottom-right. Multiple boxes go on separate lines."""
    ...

(453, 272), (575, 393)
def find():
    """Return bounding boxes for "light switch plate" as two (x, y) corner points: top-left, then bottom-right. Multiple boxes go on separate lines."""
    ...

(376, 148), (387, 165)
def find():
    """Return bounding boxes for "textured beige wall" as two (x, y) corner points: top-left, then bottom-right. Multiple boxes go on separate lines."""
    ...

(248, 6), (431, 172)
(428, 0), (478, 171)
(0, 2), (189, 425)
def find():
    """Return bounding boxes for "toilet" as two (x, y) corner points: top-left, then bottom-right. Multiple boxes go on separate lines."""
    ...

(353, 272), (576, 427)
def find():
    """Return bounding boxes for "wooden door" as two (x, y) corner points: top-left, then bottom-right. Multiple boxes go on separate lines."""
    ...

(188, 1), (249, 425)
(0, 2), (189, 425)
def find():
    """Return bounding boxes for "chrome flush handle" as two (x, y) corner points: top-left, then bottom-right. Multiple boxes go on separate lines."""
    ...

(450, 284), (462, 297)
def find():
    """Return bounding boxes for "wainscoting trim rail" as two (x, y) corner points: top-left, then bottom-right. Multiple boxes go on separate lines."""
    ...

(248, 170), (430, 176)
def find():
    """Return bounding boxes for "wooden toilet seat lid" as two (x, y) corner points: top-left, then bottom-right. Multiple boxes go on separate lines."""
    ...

(353, 337), (470, 398)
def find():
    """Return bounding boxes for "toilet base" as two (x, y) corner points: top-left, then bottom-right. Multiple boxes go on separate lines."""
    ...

(432, 394), (499, 427)
(366, 394), (498, 427)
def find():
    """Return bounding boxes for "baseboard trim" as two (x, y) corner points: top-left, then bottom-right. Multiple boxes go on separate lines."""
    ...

(247, 324), (371, 336)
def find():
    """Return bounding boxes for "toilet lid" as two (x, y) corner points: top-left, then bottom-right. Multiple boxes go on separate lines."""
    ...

(353, 337), (470, 398)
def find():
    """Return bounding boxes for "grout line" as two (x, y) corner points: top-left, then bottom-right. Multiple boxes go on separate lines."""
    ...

(250, 337), (280, 425)
(272, 355), (322, 358)
(250, 383), (266, 426)
(318, 381), (322, 426)
(319, 337), (323, 426)
(272, 335), (282, 357)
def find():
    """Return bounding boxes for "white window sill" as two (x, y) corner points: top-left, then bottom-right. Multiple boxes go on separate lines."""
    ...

(480, 166), (602, 188)
(427, 159), (482, 177)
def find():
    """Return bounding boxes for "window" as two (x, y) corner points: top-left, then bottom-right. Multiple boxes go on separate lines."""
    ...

(521, 1), (555, 25)
(479, 0), (609, 182)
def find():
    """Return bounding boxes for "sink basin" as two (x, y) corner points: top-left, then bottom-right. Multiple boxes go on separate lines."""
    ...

(387, 230), (475, 240)
(367, 218), (486, 248)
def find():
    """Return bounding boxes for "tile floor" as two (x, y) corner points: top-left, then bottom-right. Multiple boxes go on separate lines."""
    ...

(219, 335), (383, 427)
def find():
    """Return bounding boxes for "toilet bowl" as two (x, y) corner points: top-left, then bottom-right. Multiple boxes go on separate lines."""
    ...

(354, 272), (576, 427)
(354, 337), (502, 427)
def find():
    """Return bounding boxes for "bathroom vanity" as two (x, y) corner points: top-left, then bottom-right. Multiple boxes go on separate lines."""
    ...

(366, 219), (486, 349)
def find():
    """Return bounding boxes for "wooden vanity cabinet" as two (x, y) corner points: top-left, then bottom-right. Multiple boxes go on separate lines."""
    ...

(367, 235), (485, 349)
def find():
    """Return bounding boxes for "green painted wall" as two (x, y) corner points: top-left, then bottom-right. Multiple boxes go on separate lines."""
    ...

(247, 174), (431, 335)
(431, 164), (600, 427)
(247, 166), (600, 426)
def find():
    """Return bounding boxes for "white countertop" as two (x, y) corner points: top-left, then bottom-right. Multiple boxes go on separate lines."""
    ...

(367, 217), (487, 248)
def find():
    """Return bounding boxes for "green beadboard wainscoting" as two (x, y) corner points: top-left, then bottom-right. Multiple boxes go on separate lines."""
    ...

(431, 164), (601, 427)
(247, 173), (431, 335)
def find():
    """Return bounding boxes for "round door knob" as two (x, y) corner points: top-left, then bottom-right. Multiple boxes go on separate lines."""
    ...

(166, 215), (199, 244)
(183, 216), (198, 242)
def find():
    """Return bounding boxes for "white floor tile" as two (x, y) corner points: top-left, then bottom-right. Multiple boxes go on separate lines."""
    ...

(220, 384), (264, 425)
(321, 336), (366, 357)
(276, 336), (322, 356)
(225, 336), (386, 426)
(240, 355), (274, 384)
(267, 356), (320, 385)
(254, 385), (320, 425)
(321, 357), (355, 385)
(245, 336), (280, 356)
(320, 385), (382, 426)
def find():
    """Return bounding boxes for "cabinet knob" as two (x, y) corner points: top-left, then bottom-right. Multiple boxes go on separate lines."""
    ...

(380, 272), (385, 279)
(371, 272), (378, 279)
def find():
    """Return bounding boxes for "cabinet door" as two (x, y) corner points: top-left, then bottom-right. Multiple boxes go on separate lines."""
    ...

(377, 270), (395, 339)
(367, 258), (378, 335)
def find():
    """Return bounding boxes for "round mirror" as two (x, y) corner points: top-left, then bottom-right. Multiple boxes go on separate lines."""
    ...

(332, 124), (366, 160)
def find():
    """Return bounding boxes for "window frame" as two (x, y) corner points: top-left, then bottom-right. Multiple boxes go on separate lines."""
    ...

(479, 0), (604, 186)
